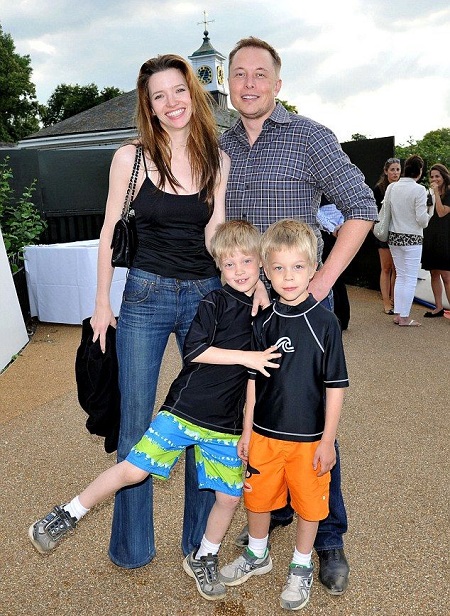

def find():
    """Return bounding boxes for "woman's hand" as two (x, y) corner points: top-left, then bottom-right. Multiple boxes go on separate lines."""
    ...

(90, 305), (116, 353)
(429, 181), (439, 194)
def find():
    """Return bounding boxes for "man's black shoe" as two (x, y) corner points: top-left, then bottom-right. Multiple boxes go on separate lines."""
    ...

(234, 516), (294, 548)
(317, 548), (349, 595)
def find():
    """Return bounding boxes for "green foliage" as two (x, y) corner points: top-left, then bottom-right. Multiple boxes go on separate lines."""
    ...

(0, 157), (46, 273)
(0, 24), (40, 142)
(276, 99), (298, 114)
(395, 128), (450, 169)
(351, 133), (369, 141)
(40, 83), (124, 127)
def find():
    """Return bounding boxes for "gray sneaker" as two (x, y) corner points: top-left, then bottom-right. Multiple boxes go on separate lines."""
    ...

(28, 505), (77, 554)
(219, 548), (272, 586)
(183, 550), (226, 601)
(280, 564), (314, 610)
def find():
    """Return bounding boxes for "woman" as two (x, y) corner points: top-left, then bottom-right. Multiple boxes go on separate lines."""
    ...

(421, 163), (450, 317)
(90, 54), (230, 569)
(387, 155), (431, 326)
(373, 158), (401, 314)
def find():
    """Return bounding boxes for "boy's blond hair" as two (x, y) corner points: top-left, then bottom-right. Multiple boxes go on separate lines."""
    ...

(209, 220), (261, 268)
(260, 219), (317, 266)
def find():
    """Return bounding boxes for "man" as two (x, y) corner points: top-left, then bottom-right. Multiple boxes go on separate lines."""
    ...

(220, 36), (378, 596)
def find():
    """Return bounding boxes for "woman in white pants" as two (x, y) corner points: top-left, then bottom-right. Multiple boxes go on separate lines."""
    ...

(387, 155), (432, 326)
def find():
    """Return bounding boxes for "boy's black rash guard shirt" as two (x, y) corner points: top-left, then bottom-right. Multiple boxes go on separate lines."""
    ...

(249, 294), (349, 443)
(160, 284), (253, 435)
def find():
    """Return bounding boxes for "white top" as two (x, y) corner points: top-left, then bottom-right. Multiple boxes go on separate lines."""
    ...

(388, 177), (430, 236)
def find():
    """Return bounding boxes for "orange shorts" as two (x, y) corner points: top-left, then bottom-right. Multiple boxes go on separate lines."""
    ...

(243, 432), (330, 521)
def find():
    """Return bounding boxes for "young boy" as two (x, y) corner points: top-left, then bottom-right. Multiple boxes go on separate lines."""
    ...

(219, 219), (349, 611)
(28, 220), (280, 602)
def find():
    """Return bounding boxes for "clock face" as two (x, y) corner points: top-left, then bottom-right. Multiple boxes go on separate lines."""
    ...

(197, 65), (213, 85)
(217, 65), (224, 85)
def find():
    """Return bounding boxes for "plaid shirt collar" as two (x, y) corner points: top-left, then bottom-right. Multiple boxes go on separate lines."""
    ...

(229, 102), (291, 143)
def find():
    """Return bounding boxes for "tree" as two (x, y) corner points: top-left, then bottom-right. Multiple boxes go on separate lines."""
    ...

(395, 128), (450, 169)
(0, 157), (46, 272)
(0, 24), (40, 142)
(276, 99), (298, 114)
(40, 84), (124, 127)
(351, 133), (368, 141)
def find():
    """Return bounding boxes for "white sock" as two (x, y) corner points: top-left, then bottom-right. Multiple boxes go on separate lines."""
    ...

(292, 548), (312, 568)
(248, 534), (269, 558)
(195, 535), (220, 558)
(63, 496), (90, 521)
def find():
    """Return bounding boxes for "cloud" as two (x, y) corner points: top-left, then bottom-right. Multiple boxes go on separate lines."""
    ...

(1, 0), (449, 143)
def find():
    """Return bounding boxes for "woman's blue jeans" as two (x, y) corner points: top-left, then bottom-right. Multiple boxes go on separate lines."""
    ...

(109, 268), (221, 568)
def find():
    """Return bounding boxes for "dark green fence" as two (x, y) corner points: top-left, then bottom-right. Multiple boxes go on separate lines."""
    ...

(3, 136), (395, 288)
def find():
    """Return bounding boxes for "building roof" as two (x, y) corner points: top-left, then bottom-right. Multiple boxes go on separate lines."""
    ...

(190, 31), (225, 60)
(19, 88), (234, 149)
(22, 90), (137, 142)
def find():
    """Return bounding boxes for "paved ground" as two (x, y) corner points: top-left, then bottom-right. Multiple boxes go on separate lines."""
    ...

(1, 286), (449, 616)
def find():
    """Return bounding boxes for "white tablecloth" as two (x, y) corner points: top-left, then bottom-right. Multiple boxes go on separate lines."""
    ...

(24, 240), (127, 324)
(415, 268), (450, 309)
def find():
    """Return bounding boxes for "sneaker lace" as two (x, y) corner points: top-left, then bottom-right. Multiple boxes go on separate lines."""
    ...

(46, 505), (77, 537)
(285, 568), (312, 597)
(201, 554), (220, 583)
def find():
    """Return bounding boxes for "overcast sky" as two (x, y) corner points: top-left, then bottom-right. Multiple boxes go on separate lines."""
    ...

(2, 0), (449, 144)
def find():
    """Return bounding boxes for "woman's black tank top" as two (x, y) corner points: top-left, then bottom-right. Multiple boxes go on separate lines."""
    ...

(131, 155), (218, 280)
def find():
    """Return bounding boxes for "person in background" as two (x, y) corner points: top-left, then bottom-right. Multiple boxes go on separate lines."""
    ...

(373, 158), (401, 314)
(89, 54), (230, 570)
(387, 155), (432, 326)
(220, 36), (377, 596)
(317, 196), (350, 330)
(421, 163), (450, 317)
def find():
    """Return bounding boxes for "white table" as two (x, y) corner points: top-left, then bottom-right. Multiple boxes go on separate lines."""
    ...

(415, 268), (450, 310)
(24, 239), (127, 324)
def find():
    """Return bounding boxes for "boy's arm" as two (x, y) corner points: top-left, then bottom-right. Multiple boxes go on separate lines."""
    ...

(237, 380), (255, 463)
(251, 279), (270, 317)
(313, 387), (344, 477)
(192, 345), (280, 377)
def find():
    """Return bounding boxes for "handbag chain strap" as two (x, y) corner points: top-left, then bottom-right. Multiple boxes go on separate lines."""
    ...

(121, 145), (142, 220)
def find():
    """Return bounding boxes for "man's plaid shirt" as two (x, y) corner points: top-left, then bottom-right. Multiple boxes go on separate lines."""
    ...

(220, 103), (378, 261)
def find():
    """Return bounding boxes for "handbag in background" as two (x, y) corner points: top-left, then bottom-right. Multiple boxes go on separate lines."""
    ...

(373, 183), (393, 242)
(110, 145), (142, 268)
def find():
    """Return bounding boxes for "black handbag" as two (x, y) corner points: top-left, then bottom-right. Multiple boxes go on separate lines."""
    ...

(110, 145), (142, 268)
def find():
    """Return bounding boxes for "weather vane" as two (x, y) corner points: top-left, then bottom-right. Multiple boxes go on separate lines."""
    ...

(198, 10), (214, 34)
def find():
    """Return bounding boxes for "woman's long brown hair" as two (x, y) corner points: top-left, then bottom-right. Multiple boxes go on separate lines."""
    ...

(135, 54), (221, 205)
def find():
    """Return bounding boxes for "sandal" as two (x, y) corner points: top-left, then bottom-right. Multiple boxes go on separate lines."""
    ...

(398, 320), (421, 327)
(384, 309), (394, 315)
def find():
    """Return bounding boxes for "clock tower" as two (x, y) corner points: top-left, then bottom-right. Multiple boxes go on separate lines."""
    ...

(188, 15), (228, 110)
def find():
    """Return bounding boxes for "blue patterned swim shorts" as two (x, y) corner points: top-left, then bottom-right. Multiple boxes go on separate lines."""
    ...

(126, 411), (243, 496)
